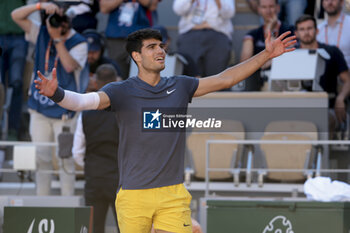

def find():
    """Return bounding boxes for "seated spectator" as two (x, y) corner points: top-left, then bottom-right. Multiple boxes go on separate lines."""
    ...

(82, 29), (121, 91)
(152, 25), (199, 77)
(317, 0), (350, 69)
(294, 14), (350, 138)
(70, 0), (100, 33)
(240, 0), (294, 90)
(173, 0), (235, 78)
(100, 0), (160, 79)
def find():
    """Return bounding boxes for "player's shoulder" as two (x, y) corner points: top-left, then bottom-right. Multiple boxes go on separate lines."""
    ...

(168, 75), (197, 84)
(101, 78), (131, 92)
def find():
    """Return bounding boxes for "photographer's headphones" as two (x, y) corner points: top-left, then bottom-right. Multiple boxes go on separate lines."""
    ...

(82, 29), (106, 51)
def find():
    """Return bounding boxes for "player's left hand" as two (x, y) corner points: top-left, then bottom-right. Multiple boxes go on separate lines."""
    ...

(265, 31), (296, 59)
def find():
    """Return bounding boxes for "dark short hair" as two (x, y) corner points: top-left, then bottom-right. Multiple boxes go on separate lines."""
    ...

(295, 14), (317, 30)
(96, 64), (117, 85)
(125, 28), (163, 58)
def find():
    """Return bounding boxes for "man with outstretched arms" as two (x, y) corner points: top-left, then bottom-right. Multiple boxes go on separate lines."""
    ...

(35, 28), (295, 233)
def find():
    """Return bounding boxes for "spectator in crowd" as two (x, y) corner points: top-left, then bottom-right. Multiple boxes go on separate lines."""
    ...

(34, 28), (295, 232)
(294, 14), (350, 135)
(82, 29), (121, 91)
(152, 25), (199, 77)
(70, 0), (100, 33)
(240, 0), (294, 90)
(278, 0), (307, 25)
(317, 0), (350, 68)
(0, 0), (28, 140)
(72, 64), (120, 233)
(100, 0), (160, 79)
(247, 0), (308, 24)
(173, 0), (235, 78)
(246, 0), (259, 14)
(11, 1), (89, 195)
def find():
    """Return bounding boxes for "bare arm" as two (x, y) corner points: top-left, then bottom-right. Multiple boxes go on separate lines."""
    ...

(335, 71), (350, 122)
(35, 68), (111, 110)
(99, 0), (123, 14)
(46, 20), (82, 73)
(11, 2), (59, 33)
(194, 31), (296, 97)
(51, 40), (81, 73)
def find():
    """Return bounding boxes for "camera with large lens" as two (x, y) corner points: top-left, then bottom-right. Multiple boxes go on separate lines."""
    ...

(48, 13), (68, 28)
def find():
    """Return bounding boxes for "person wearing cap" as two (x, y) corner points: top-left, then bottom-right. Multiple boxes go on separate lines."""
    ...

(82, 29), (121, 91)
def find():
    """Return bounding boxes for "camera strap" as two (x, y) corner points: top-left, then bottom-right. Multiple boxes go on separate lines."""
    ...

(44, 39), (59, 76)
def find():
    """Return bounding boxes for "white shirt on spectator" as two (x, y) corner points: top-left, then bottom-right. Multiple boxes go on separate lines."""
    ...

(173, 0), (235, 39)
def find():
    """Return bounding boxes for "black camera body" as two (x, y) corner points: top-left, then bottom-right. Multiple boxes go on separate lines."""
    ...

(46, 1), (77, 28)
(48, 13), (68, 28)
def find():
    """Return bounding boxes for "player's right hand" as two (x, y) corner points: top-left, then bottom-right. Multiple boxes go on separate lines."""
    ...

(35, 68), (58, 97)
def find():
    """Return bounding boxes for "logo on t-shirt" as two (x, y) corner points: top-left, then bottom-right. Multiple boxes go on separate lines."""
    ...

(143, 109), (162, 129)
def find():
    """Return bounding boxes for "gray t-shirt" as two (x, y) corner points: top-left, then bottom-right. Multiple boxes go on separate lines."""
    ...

(101, 75), (199, 189)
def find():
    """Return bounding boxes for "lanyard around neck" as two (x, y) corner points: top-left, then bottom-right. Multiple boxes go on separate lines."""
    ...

(325, 14), (345, 48)
(44, 39), (60, 76)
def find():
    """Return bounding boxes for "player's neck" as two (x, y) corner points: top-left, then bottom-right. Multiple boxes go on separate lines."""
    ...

(327, 11), (342, 26)
(138, 70), (161, 87)
(300, 40), (318, 49)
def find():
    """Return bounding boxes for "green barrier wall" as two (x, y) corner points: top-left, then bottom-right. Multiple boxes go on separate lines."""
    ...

(4, 206), (92, 233)
(207, 200), (350, 233)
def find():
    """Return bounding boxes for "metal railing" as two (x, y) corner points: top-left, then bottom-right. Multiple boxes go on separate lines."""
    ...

(203, 139), (350, 196)
(0, 140), (84, 175)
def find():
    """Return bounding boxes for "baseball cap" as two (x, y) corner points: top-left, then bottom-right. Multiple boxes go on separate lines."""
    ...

(84, 32), (102, 52)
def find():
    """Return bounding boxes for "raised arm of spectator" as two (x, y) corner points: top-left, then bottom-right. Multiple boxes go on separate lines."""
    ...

(35, 68), (111, 111)
(45, 19), (86, 73)
(99, 0), (123, 14)
(11, 2), (60, 34)
(335, 71), (350, 122)
(194, 31), (296, 97)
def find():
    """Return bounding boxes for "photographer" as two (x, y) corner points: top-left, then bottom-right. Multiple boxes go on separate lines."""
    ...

(11, 1), (89, 196)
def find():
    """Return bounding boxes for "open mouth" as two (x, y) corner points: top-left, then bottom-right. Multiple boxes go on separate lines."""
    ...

(156, 57), (165, 62)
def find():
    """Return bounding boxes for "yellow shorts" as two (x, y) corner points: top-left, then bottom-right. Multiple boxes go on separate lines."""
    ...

(115, 183), (192, 233)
